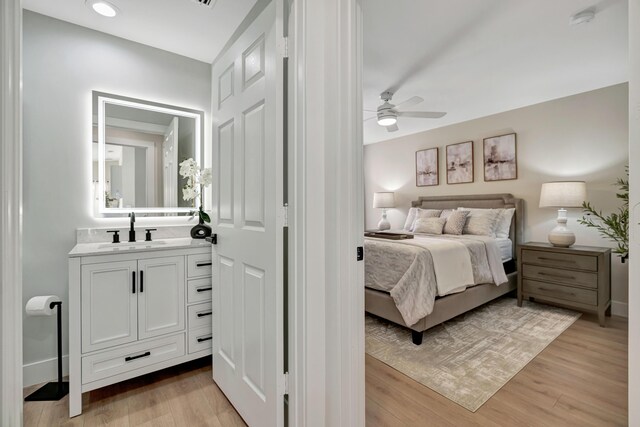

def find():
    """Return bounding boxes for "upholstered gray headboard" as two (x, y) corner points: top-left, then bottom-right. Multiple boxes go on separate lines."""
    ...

(411, 193), (524, 259)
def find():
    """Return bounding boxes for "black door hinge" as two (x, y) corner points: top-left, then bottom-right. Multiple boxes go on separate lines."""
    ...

(356, 246), (364, 261)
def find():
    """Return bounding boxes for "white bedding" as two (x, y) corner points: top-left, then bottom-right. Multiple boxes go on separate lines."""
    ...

(364, 233), (509, 326)
(496, 238), (513, 262)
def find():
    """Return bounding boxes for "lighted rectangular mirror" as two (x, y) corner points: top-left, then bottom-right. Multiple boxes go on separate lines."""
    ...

(92, 91), (204, 216)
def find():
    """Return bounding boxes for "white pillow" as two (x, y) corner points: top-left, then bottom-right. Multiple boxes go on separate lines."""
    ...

(403, 208), (418, 231)
(457, 207), (515, 238)
(410, 209), (442, 231)
(413, 217), (446, 235)
(457, 207), (500, 237)
(440, 209), (454, 219)
(495, 208), (515, 239)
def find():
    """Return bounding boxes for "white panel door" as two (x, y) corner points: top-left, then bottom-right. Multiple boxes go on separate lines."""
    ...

(81, 260), (138, 353)
(137, 256), (185, 340)
(211, 2), (283, 426)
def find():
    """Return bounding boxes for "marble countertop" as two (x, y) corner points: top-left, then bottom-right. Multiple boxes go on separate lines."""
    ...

(69, 237), (211, 257)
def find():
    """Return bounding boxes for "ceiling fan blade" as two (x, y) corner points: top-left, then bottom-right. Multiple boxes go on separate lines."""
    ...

(363, 115), (377, 122)
(363, 108), (378, 113)
(397, 111), (447, 119)
(395, 96), (424, 111)
(386, 123), (399, 132)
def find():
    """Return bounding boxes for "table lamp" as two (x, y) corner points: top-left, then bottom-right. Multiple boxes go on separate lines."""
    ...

(373, 192), (395, 231)
(539, 181), (586, 247)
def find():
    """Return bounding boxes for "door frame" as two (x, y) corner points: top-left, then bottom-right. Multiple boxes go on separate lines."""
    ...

(628, 0), (639, 423)
(0, 0), (23, 425)
(287, 0), (365, 425)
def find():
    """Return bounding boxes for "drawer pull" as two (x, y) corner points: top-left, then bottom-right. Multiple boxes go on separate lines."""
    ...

(537, 257), (575, 264)
(537, 272), (576, 281)
(197, 311), (212, 318)
(197, 336), (213, 343)
(196, 262), (212, 267)
(125, 351), (151, 362)
(196, 287), (212, 293)
(537, 287), (575, 296)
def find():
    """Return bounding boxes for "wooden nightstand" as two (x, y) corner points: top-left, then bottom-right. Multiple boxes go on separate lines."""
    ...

(517, 242), (611, 326)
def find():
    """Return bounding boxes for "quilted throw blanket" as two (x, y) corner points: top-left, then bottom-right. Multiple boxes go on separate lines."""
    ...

(364, 235), (508, 327)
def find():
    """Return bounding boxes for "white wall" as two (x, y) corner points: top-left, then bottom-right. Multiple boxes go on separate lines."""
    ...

(22, 11), (212, 384)
(364, 84), (629, 312)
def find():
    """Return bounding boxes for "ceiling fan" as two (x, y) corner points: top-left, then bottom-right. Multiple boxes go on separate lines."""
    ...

(364, 91), (446, 132)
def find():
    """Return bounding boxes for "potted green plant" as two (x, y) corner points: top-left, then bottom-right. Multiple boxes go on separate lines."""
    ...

(578, 171), (628, 261)
(179, 158), (213, 239)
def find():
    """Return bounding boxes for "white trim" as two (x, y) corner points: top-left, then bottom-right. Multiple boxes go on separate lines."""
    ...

(611, 301), (628, 318)
(23, 355), (70, 388)
(0, 0), (23, 424)
(628, 0), (639, 423)
(288, 0), (364, 425)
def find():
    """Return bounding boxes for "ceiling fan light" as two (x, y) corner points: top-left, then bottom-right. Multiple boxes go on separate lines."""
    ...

(377, 117), (397, 127)
(87, 0), (119, 17)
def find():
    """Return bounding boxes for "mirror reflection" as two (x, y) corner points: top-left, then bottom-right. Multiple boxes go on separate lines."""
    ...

(92, 92), (203, 214)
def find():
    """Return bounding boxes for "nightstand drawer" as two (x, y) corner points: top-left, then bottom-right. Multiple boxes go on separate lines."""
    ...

(523, 279), (597, 306)
(522, 249), (597, 272)
(522, 264), (597, 289)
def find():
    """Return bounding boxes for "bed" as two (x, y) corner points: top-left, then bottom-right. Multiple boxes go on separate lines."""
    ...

(365, 193), (524, 345)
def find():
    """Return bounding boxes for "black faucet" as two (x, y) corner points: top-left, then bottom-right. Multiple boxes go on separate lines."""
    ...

(128, 212), (136, 242)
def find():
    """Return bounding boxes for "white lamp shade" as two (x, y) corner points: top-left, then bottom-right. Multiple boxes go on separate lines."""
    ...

(373, 192), (395, 208)
(539, 181), (586, 208)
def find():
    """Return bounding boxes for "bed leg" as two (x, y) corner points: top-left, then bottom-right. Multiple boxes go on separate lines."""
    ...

(411, 330), (423, 345)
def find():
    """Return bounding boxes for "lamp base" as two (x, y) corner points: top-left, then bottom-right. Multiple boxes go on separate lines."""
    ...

(548, 209), (575, 247)
(378, 210), (390, 231)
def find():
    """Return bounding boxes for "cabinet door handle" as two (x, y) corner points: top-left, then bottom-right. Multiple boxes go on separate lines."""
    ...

(197, 336), (213, 343)
(125, 351), (151, 362)
(196, 262), (212, 267)
(140, 270), (144, 292)
(197, 311), (212, 318)
(196, 287), (212, 293)
(132, 271), (136, 294)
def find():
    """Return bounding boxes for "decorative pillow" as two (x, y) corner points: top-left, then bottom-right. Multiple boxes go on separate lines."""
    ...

(410, 209), (442, 231)
(413, 217), (446, 235)
(443, 211), (469, 235)
(495, 208), (515, 239)
(403, 208), (418, 231)
(440, 209), (454, 219)
(458, 208), (500, 236)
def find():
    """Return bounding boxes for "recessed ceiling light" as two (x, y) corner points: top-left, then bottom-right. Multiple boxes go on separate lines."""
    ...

(86, 0), (119, 18)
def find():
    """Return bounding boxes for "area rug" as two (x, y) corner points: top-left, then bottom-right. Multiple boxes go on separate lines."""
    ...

(365, 297), (580, 412)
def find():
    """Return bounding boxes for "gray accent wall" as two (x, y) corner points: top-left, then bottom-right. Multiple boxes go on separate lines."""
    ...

(364, 83), (629, 312)
(22, 11), (211, 382)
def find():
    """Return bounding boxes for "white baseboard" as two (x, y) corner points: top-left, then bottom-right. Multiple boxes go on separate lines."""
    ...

(611, 300), (628, 318)
(23, 355), (69, 387)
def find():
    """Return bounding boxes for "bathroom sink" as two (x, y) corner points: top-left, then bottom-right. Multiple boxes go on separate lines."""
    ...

(98, 240), (168, 250)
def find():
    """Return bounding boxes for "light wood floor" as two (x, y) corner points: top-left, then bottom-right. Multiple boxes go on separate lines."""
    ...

(24, 314), (627, 427)
(23, 358), (246, 427)
(366, 313), (628, 427)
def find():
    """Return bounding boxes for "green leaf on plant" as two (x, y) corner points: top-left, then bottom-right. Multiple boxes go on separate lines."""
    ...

(200, 211), (211, 223)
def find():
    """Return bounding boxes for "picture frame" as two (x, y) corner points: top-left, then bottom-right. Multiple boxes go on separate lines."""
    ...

(446, 141), (474, 184)
(483, 133), (517, 181)
(415, 148), (439, 187)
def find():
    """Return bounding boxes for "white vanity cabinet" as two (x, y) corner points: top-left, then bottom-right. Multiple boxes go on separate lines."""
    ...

(68, 241), (213, 417)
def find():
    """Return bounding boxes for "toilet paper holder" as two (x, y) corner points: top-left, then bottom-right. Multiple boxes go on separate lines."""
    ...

(24, 300), (69, 401)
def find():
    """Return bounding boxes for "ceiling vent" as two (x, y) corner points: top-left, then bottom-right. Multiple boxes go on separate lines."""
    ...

(192, 0), (215, 8)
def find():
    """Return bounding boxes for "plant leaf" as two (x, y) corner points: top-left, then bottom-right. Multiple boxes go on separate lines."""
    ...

(200, 211), (211, 223)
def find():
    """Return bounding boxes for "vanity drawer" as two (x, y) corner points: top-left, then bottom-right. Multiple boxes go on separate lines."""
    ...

(81, 334), (185, 384)
(522, 264), (597, 289)
(187, 277), (212, 303)
(188, 302), (212, 330)
(187, 253), (213, 278)
(521, 249), (597, 272)
(523, 279), (597, 306)
(188, 325), (213, 354)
